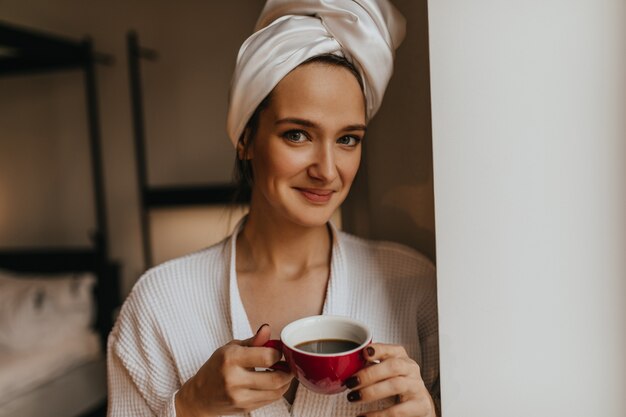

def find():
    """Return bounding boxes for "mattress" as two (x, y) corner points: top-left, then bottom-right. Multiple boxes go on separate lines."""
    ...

(0, 330), (105, 417)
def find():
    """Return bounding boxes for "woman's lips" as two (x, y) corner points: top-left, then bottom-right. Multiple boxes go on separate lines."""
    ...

(296, 188), (335, 203)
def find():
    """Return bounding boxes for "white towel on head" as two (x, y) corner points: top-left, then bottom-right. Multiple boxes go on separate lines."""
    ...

(226, 0), (406, 146)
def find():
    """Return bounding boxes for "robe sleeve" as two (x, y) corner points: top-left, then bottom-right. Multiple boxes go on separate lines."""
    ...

(416, 269), (440, 416)
(106, 290), (180, 417)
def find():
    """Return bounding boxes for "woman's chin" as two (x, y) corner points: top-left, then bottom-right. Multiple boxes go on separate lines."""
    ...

(284, 206), (337, 228)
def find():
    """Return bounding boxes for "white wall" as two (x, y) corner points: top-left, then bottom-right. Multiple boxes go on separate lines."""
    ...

(428, 1), (626, 416)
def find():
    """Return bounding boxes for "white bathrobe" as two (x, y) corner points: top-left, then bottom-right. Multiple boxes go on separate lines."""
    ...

(107, 222), (438, 417)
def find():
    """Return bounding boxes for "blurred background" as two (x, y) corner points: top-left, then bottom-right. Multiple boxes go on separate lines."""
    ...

(0, 1), (434, 416)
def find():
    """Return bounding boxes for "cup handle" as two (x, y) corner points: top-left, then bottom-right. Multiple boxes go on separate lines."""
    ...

(263, 339), (291, 373)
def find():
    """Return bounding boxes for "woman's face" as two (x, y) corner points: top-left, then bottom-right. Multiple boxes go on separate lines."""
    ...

(244, 62), (366, 227)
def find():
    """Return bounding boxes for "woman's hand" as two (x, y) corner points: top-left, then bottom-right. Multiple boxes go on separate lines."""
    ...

(343, 343), (436, 417)
(175, 324), (293, 417)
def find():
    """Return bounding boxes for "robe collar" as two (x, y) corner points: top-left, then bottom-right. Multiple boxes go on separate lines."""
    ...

(224, 216), (349, 416)
(228, 216), (348, 341)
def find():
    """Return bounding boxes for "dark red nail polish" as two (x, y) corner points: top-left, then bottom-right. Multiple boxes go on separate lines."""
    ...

(344, 376), (360, 389)
(256, 323), (269, 334)
(366, 346), (375, 357)
(347, 390), (361, 402)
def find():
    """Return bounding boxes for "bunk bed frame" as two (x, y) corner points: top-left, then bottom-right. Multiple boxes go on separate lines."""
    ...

(127, 31), (250, 268)
(0, 20), (119, 417)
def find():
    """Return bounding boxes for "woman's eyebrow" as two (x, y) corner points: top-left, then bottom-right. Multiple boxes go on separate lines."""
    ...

(275, 117), (318, 128)
(275, 117), (367, 132)
(342, 124), (367, 133)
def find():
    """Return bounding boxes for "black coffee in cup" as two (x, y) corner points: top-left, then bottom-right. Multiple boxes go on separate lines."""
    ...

(295, 338), (360, 354)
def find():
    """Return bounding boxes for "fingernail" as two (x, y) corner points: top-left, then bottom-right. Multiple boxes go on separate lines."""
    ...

(347, 390), (361, 402)
(366, 346), (375, 357)
(256, 323), (269, 334)
(343, 376), (360, 389)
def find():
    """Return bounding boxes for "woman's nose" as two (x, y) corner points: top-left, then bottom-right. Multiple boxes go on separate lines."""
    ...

(307, 143), (338, 183)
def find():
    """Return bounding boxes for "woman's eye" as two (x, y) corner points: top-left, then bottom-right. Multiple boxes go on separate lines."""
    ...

(337, 135), (362, 147)
(283, 130), (308, 143)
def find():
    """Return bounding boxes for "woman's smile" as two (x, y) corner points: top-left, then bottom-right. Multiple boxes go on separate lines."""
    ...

(294, 187), (336, 204)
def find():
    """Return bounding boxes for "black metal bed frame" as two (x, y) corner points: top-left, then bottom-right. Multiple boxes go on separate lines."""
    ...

(0, 20), (120, 344)
(126, 31), (249, 269)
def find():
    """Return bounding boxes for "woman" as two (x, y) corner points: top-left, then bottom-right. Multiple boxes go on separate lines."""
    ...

(107, 1), (439, 416)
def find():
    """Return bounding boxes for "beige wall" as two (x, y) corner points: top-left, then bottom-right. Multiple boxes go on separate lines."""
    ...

(0, 72), (94, 246)
(0, 0), (436, 296)
(0, 1), (264, 296)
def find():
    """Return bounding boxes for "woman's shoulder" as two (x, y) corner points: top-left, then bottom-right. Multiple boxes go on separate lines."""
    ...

(143, 238), (228, 283)
(110, 238), (231, 341)
(337, 230), (435, 279)
(122, 238), (230, 311)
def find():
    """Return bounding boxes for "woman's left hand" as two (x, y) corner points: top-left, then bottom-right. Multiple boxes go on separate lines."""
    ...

(343, 343), (436, 417)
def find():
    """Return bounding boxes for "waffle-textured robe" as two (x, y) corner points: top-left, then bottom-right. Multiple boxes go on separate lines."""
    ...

(107, 223), (438, 417)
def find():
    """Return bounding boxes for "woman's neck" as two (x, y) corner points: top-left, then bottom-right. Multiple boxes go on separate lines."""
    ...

(236, 207), (332, 280)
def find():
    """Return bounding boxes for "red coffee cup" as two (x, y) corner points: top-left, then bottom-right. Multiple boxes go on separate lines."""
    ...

(264, 315), (372, 395)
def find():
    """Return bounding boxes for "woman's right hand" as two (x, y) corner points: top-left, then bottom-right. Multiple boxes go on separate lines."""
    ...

(175, 324), (293, 417)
